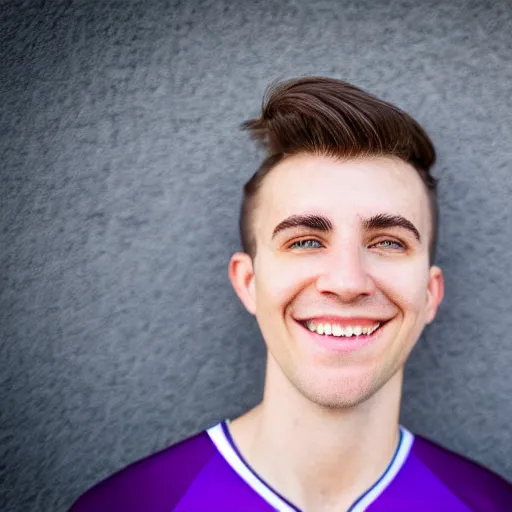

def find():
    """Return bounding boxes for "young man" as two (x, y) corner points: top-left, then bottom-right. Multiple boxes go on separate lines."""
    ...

(70, 77), (512, 511)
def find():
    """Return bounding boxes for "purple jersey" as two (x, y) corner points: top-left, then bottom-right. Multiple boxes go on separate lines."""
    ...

(70, 420), (512, 511)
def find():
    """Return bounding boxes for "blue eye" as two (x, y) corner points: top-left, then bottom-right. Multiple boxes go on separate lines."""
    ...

(289, 239), (323, 249)
(288, 239), (405, 250)
(375, 240), (405, 249)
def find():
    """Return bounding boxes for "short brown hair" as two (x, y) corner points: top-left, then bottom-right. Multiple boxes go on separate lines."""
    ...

(239, 76), (439, 265)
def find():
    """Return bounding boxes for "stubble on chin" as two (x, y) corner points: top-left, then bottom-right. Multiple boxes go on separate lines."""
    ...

(292, 361), (402, 411)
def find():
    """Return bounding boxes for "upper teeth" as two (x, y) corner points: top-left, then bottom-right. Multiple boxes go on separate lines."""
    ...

(305, 321), (381, 337)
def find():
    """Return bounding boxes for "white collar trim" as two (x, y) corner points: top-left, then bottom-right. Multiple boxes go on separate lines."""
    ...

(207, 421), (415, 512)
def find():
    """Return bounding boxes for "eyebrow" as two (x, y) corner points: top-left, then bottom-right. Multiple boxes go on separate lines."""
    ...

(271, 213), (421, 243)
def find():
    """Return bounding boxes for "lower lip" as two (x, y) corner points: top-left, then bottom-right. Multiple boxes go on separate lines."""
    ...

(296, 320), (389, 353)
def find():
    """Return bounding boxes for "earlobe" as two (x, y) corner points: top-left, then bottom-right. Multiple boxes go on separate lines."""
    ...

(228, 252), (257, 315)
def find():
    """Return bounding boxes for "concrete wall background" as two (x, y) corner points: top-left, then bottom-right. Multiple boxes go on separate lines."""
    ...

(1, 0), (511, 510)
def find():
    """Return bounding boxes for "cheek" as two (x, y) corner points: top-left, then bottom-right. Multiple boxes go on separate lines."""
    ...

(255, 254), (317, 310)
(377, 263), (429, 313)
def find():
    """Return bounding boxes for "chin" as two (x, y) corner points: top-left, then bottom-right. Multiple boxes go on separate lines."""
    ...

(294, 370), (381, 409)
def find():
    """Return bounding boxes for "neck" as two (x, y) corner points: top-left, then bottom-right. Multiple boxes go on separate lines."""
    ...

(229, 356), (404, 511)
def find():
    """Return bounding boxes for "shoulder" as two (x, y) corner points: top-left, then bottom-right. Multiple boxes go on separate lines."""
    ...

(68, 429), (217, 512)
(412, 433), (512, 511)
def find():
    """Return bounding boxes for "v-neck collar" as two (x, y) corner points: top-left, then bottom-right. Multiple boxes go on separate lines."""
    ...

(207, 420), (414, 512)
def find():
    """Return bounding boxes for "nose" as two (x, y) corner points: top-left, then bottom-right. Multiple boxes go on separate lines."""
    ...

(315, 243), (376, 301)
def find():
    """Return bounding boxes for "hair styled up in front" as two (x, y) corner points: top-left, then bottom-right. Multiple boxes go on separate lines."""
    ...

(239, 76), (440, 266)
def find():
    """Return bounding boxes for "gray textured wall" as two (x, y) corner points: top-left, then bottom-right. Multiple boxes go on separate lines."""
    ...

(1, 0), (511, 510)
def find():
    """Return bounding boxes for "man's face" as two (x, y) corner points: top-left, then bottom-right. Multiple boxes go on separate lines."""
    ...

(230, 154), (444, 408)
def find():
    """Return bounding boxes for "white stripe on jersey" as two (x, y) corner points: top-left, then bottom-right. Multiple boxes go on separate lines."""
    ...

(350, 426), (414, 512)
(207, 422), (298, 511)
(208, 421), (414, 512)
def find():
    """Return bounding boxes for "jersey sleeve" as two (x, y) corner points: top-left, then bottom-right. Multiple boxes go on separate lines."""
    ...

(68, 432), (216, 512)
(413, 435), (512, 512)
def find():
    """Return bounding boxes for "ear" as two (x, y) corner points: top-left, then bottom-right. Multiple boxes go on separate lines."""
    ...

(228, 252), (257, 315)
(425, 265), (445, 325)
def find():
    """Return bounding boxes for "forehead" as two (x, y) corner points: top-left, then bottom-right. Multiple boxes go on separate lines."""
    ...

(255, 154), (430, 237)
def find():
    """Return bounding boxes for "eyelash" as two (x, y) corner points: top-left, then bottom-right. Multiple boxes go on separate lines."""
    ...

(288, 239), (406, 250)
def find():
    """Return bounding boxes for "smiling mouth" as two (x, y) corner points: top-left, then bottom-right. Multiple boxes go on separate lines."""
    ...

(296, 319), (391, 340)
